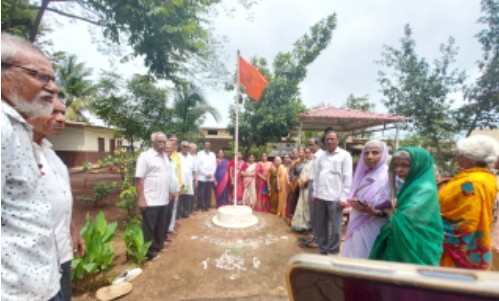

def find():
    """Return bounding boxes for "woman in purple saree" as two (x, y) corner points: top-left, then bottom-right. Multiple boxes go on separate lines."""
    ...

(215, 150), (230, 207)
(342, 140), (391, 259)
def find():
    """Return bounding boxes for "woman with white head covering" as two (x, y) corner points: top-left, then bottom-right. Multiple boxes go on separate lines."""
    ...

(342, 140), (391, 258)
(440, 135), (499, 269)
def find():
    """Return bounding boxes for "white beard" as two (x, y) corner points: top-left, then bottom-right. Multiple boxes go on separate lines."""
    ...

(11, 91), (54, 119)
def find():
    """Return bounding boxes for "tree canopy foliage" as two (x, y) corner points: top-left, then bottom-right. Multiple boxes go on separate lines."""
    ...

(342, 94), (374, 112)
(457, 0), (499, 135)
(377, 24), (466, 172)
(378, 0), (499, 174)
(2, 0), (257, 83)
(53, 53), (96, 122)
(171, 84), (221, 141)
(91, 73), (172, 152)
(228, 14), (337, 154)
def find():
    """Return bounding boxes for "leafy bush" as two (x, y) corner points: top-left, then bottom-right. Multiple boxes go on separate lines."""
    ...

(101, 148), (137, 182)
(117, 180), (139, 221)
(72, 212), (117, 290)
(76, 181), (120, 207)
(124, 222), (152, 266)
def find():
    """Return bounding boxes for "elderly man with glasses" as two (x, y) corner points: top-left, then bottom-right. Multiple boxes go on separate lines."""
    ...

(1, 33), (62, 301)
(135, 132), (172, 261)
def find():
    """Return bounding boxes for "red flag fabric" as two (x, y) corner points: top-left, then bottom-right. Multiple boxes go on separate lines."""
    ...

(238, 56), (268, 101)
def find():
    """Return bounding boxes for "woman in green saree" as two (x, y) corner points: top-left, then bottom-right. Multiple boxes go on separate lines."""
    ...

(369, 147), (444, 265)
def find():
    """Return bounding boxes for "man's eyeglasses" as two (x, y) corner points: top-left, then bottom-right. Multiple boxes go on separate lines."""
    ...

(2, 62), (56, 85)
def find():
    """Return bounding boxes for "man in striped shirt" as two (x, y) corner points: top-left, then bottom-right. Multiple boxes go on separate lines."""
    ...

(136, 131), (171, 260)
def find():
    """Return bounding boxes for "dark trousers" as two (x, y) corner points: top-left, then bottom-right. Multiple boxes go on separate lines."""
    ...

(164, 201), (173, 239)
(179, 194), (192, 218)
(60, 260), (71, 301)
(316, 199), (343, 255)
(142, 205), (167, 259)
(198, 181), (213, 211)
(309, 183), (317, 239)
(48, 291), (64, 301)
(286, 187), (300, 218)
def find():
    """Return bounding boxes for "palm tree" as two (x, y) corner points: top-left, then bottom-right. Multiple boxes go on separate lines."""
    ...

(54, 53), (95, 121)
(172, 84), (221, 141)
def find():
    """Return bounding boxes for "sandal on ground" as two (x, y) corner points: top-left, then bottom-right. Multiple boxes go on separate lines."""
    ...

(299, 241), (318, 249)
(112, 268), (143, 285)
(96, 282), (132, 301)
(298, 236), (313, 243)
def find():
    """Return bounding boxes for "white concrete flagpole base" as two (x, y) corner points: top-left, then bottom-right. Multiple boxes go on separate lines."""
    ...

(212, 205), (259, 229)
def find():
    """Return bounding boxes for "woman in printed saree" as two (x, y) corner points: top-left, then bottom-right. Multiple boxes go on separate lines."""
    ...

(342, 140), (390, 259)
(369, 147), (444, 265)
(241, 154), (257, 208)
(291, 148), (314, 231)
(491, 156), (499, 271)
(214, 150), (230, 207)
(287, 148), (305, 218)
(229, 152), (244, 204)
(440, 135), (499, 270)
(268, 157), (281, 214)
(255, 153), (273, 212)
(274, 156), (290, 218)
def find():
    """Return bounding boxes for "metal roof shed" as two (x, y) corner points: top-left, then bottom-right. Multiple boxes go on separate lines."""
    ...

(298, 106), (409, 148)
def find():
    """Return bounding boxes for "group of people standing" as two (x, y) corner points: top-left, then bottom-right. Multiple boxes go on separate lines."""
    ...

(2, 33), (85, 301)
(135, 137), (221, 261)
(331, 131), (499, 271)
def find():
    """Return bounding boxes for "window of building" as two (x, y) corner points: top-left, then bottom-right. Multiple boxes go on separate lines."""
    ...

(207, 129), (218, 135)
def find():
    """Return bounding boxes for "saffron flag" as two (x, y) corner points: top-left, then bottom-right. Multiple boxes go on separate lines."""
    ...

(238, 56), (268, 101)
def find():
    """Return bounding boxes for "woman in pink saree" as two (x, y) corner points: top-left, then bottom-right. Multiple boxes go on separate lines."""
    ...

(241, 154), (257, 208)
(215, 150), (230, 207)
(255, 153), (272, 212)
(342, 140), (391, 259)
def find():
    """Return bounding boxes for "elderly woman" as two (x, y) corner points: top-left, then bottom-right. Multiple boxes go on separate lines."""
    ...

(369, 147), (444, 265)
(440, 135), (499, 270)
(491, 157), (499, 271)
(342, 140), (390, 258)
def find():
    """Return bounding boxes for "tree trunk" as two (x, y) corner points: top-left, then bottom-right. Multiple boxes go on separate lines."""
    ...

(431, 136), (452, 175)
(29, 0), (51, 42)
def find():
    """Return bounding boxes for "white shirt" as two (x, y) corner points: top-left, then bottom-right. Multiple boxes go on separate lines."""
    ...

(169, 157), (179, 193)
(36, 138), (73, 264)
(1, 101), (60, 301)
(196, 150), (216, 182)
(312, 147), (352, 202)
(309, 148), (325, 181)
(179, 152), (195, 195)
(135, 148), (170, 206)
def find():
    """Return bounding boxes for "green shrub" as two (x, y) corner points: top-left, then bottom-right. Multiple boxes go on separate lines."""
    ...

(117, 180), (139, 221)
(72, 212), (117, 290)
(76, 181), (120, 207)
(124, 222), (151, 266)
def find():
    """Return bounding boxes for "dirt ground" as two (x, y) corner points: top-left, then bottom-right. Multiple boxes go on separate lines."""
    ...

(70, 172), (317, 301)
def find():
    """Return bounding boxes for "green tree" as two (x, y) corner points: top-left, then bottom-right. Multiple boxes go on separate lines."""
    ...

(1, 0), (38, 39)
(342, 94), (374, 112)
(92, 73), (173, 153)
(228, 14), (337, 154)
(377, 24), (465, 173)
(457, 0), (499, 135)
(10, 0), (255, 83)
(171, 84), (221, 141)
(53, 53), (96, 122)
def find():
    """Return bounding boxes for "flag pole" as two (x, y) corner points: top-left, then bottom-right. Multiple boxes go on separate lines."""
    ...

(234, 50), (241, 207)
